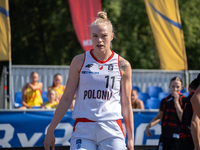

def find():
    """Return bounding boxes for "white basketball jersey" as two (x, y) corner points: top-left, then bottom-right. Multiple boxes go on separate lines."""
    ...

(72, 50), (123, 121)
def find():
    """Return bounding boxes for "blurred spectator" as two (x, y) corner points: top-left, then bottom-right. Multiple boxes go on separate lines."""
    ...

(145, 76), (185, 150)
(131, 89), (144, 109)
(179, 74), (200, 150)
(19, 71), (43, 109)
(41, 89), (58, 109)
(48, 73), (65, 101)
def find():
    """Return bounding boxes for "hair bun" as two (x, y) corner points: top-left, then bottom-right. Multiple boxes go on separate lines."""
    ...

(98, 11), (107, 20)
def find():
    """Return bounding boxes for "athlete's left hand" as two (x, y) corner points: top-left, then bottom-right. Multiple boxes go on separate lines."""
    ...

(127, 139), (134, 150)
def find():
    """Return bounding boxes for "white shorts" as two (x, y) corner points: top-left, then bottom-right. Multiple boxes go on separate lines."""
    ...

(70, 118), (127, 150)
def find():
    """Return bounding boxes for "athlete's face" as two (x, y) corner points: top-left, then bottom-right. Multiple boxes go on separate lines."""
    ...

(131, 90), (138, 103)
(30, 73), (39, 83)
(169, 80), (183, 93)
(53, 75), (62, 86)
(91, 23), (114, 52)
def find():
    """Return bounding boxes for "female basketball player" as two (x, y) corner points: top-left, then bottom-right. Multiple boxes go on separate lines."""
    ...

(145, 77), (185, 150)
(191, 74), (200, 118)
(189, 74), (200, 150)
(179, 77), (200, 150)
(44, 11), (134, 150)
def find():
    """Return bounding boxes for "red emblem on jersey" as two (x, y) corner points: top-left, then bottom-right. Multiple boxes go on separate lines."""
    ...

(99, 65), (103, 70)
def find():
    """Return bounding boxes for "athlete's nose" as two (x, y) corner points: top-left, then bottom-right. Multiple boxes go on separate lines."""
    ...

(97, 37), (103, 42)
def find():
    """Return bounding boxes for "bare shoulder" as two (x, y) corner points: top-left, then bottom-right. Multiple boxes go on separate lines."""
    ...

(119, 56), (131, 76)
(139, 99), (144, 104)
(70, 53), (85, 71)
(72, 53), (85, 63)
(39, 82), (43, 86)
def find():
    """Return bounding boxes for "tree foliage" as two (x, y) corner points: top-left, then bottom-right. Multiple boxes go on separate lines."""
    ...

(8, 0), (200, 70)
(179, 0), (200, 70)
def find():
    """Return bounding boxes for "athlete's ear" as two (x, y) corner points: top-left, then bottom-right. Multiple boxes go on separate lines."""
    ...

(111, 33), (114, 41)
(181, 85), (183, 90)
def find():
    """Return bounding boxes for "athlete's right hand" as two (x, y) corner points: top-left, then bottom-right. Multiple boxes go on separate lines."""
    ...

(145, 126), (153, 137)
(44, 131), (55, 150)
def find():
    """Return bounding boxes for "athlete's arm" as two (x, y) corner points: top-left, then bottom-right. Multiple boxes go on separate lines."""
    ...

(191, 86), (200, 119)
(27, 82), (43, 91)
(191, 112), (200, 150)
(146, 110), (163, 137)
(120, 57), (134, 150)
(44, 54), (84, 150)
(172, 92), (183, 121)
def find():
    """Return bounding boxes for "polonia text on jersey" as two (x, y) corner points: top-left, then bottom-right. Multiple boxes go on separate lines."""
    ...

(83, 89), (113, 100)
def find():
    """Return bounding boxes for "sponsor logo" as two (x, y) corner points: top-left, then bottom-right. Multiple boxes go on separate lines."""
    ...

(99, 65), (103, 70)
(82, 71), (99, 74)
(85, 64), (93, 68)
(76, 139), (82, 149)
(108, 64), (113, 71)
(0, 123), (73, 147)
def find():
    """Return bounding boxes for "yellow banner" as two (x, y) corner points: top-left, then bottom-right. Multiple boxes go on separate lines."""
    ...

(0, 0), (11, 61)
(144, 0), (187, 70)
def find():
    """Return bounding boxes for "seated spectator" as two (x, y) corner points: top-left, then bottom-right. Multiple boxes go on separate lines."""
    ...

(48, 73), (65, 101)
(41, 89), (58, 109)
(19, 71), (43, 109)
(131, 89), (144, 109)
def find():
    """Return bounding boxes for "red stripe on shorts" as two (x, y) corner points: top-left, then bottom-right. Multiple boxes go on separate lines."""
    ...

(73, 118), (96, 132)
(116, 119), (125, 137)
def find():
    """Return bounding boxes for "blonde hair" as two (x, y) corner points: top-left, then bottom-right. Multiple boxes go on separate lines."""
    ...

(91, 11), (113, 33)
(30, 71), (39, 77)
(48, 88), (57, 97)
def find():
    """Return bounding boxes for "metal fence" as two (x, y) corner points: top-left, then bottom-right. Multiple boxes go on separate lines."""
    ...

(0, 67), (4, 108)
(0, 65), (199, 109)
(132, 69), (188, 93)
(0, 66), (9, 109)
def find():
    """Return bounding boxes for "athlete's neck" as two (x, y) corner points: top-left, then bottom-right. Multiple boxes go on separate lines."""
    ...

(91, 49), (112, 61)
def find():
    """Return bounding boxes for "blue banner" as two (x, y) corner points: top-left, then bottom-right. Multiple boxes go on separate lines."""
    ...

(0, 110), (161, 148)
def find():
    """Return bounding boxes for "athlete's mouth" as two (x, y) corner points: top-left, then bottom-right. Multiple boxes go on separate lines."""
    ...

(97, 45), (104, 48)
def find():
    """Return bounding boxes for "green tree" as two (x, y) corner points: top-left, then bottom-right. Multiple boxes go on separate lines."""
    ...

(9, 0), (83, 65)
(179, 0), (200, 70)
(103, 0), (159, 69)
(8, 0), (200, 70)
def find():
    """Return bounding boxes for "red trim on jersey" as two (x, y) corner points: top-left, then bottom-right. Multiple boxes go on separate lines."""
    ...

(190, 91), (195, 96)
(118, 55), (122, 77)
(79, 53), (86, 73)
(90, 49), (114, 64)
(180, 95), (185, 107)
(190, 91), (195, 112)
(116, 119), (125, 137)
(73, 118), (96, 132)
